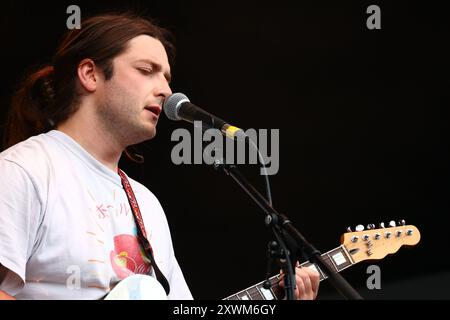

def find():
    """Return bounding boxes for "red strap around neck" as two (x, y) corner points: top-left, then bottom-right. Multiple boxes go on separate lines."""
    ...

(118, 169), (170, 295)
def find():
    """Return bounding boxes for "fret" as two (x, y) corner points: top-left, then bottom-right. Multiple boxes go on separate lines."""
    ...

(270, 274), (285, 300)
(270, 274), (281, 286)
(328, 246), (353, 271)
(325, 252), (339, 272)
(227, 290), (245, 300)
(342, 244), (355, 264)
(300, 261), (326, 281)
(256, 283), (276, 300)
(316, 255), (333, 280)
(237, 290), (251, 300)
(248, 286), (264, 300)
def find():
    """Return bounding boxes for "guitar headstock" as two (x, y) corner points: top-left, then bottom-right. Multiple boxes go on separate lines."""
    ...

(341, 222), (420, 264)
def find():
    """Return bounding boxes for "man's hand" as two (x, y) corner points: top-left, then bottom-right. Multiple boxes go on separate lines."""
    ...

(279, 264), (320, 300)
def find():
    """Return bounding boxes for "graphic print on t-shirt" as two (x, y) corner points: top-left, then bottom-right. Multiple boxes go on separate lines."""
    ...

(110, 234), (151, 279)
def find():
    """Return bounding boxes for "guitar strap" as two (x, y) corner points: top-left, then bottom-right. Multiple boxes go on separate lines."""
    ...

(118, 169), (170, 295)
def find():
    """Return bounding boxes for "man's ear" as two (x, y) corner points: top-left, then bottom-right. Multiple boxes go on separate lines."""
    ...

(77, 58), (100, 92)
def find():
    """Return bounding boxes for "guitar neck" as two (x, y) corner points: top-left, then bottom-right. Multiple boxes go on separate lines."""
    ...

(223, 245), (354, 300)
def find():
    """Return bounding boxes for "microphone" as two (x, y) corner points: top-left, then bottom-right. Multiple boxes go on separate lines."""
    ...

(164, 93), (273, 200)
(163, 92), (245, 139)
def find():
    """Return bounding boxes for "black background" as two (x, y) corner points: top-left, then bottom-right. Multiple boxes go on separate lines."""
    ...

(1, 0), (449, 299)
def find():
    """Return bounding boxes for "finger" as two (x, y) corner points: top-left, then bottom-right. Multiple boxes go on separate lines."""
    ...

(302, 267), (321, 298)
(294, 273), (304, 300)
(296, 269), (313, 300)
(279, 272), (301, 300)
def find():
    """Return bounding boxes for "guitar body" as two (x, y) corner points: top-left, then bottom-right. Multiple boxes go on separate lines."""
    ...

(105, 274), (167, 300)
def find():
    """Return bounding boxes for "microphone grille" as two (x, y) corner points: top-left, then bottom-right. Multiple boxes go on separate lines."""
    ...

(163, 92), (190, 121)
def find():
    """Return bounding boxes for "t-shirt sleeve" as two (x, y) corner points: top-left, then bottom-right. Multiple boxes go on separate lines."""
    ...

(0, 159), (42, 296)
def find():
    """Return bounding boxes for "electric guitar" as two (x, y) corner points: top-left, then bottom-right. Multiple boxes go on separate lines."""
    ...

(105, 222), (421, 300)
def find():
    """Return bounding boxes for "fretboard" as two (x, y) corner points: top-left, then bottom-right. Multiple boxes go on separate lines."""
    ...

(223, 245), (354, 300)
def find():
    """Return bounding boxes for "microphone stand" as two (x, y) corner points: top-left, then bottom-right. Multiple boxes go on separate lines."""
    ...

(269, 223), (297, 300)
(213, 160), (364, 300)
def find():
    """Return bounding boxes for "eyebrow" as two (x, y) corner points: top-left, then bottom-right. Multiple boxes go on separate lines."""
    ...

(136, 59), (172, 83)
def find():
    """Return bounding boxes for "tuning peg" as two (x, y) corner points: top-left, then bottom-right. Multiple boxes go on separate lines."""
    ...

(367, 224), (376, 230)
(379, 222), (385, 228)
(398, 219), (406, 226)
(355, 224), (364, 232)
(389, 220), (396, 227)
(346, 226), (352, 232)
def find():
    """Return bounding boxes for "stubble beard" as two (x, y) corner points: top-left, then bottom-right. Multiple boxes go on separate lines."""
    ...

(97, 87), (156, 148)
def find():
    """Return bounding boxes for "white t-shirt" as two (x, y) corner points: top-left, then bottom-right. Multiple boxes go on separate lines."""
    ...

(0, 130), (193, 300)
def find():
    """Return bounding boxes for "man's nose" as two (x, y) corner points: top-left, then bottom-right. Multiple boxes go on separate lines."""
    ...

(155, 75), (172, 99)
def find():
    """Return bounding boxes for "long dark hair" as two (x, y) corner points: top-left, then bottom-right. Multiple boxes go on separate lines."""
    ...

(3, 13), (175, 151)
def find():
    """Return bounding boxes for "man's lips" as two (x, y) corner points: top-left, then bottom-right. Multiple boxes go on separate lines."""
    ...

(144, 105), (162, 117)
